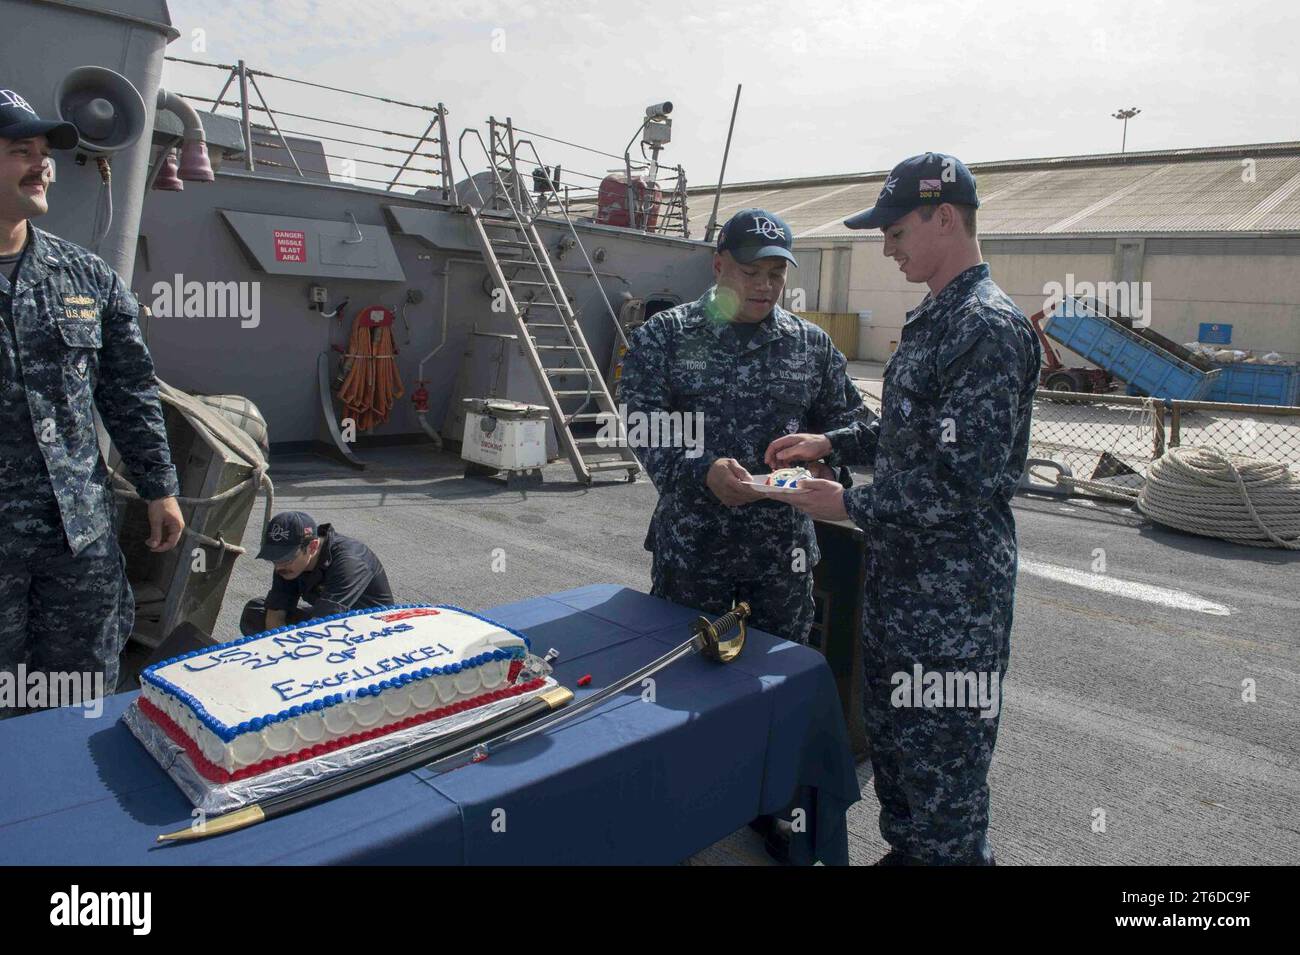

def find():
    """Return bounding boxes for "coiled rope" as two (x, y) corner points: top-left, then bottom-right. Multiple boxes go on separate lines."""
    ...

(1060, 446), (1300, 549)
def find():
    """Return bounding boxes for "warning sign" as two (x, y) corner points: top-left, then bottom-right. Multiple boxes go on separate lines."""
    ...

(273, 229), (306, 262)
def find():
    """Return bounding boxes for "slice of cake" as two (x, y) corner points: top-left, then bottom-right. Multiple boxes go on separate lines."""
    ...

(138, 605), (542, 783)
(766, 466), (812, 488)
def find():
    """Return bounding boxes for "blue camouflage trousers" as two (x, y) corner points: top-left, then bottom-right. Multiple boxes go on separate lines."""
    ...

(650, 557), (815, 645)
(0, 531), (134, 719)
(861, 589), (1011, 865)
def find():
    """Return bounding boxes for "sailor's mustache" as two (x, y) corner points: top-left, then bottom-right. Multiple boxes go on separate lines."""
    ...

(21, 162), (54, 186)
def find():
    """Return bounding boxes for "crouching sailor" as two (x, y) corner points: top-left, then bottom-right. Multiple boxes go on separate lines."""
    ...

(240, 511), (394, 635)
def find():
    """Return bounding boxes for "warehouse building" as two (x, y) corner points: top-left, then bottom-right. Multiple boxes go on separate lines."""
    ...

(687, 142), (1300, 364)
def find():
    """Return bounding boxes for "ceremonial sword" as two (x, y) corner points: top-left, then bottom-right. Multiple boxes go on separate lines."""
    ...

(422, 601), (750, 776)
(156, 602), (749, 843)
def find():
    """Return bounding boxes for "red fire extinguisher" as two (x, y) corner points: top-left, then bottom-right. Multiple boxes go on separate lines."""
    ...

(412, 380), (430, 413)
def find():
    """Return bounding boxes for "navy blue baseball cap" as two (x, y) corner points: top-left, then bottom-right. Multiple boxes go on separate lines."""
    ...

(844, 152), (979, 231)
(717, 208), (798, 266)
(256, 511), (318, 562)
(0, 89), (78, 149)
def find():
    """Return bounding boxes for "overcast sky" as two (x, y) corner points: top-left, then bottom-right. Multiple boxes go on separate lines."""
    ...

(164, 0), (1300, 192)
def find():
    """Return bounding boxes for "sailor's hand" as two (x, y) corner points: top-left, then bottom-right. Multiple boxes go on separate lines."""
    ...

(784, 478), (849, 521)
(146, 497), (185, 552)
(706, 458), (763, 507)
(765, 432), (831, 469)
(806, 461), (837, 481)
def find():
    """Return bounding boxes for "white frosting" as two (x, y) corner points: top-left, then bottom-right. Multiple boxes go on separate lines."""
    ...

(141, 606), (528, 774)
(767, 467), (811, 487)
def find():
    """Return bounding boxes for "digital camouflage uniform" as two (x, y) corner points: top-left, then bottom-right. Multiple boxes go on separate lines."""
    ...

(825, 263), (1041, 864)
(619, 287), (866, 643)
(0, 225), (178, 714)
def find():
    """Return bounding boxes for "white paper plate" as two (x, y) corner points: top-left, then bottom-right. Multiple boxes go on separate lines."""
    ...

(743, 480), (812, 496)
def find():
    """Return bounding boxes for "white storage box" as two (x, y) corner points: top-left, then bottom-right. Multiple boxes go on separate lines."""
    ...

(461, 399), (549, 471)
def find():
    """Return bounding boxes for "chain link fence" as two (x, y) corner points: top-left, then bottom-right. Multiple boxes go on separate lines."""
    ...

(1029, 392), (1300, 487)
(1169, 402), (1300, 471)
(849, 379), (1300, 485)
(1030, 394), (1164, 486)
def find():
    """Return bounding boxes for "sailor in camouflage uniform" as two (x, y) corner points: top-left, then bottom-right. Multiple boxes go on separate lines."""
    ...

(618, 209), (866, 644)
(0, 91), (184, 717)
(773, 155), (1042, 864)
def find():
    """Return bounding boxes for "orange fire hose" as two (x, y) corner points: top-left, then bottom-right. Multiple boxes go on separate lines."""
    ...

(336, 310), (404, 432)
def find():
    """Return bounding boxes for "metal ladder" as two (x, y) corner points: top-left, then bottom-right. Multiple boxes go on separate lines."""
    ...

(459, 120), (641, 484)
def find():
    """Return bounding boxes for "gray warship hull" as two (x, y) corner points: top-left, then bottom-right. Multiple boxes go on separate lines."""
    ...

(133, 172), (713, 452)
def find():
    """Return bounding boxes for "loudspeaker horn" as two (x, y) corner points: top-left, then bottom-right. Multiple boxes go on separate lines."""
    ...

(54, 66), (147, 154)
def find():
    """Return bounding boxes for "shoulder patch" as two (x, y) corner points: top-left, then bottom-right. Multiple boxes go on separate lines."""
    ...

(936, 306), (1002, 370)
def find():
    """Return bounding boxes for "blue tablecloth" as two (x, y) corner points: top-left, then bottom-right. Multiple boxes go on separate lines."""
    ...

(0, 585), (861, 865)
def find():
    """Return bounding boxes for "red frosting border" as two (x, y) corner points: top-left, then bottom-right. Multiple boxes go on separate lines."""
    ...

(138, 675), (546, 784)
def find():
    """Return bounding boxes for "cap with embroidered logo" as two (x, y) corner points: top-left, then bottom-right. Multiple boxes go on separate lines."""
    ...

(256, 511), (318, 562)
(717, 208), (798, 266)
(0, 89), (78, 149)
(844, 152), (979, 231)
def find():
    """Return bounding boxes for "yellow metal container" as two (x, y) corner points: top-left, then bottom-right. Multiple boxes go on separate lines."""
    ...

(795, 311), (859, 358)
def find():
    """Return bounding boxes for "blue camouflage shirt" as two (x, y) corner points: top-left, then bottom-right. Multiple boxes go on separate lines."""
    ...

(619, 287), (867, 575)
(824, 263), (1041, 658)
(0, 224), (179, 559)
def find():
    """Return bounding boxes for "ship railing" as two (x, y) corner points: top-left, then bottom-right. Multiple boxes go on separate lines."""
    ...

(456, 123), (629, 352)
(512, 136), (629, 350)
(164, 56), (456, 199)
(465, 117), (691, 239)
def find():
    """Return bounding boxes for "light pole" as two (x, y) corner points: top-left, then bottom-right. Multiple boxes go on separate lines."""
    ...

(1112, 107), (1141, 154)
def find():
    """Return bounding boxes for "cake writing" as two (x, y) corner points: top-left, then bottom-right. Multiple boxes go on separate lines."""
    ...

(179, 621), (421, 673)
(269, 643), (461, 702)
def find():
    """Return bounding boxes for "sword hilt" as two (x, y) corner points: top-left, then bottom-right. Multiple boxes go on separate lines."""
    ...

(693, 602), (750, 663)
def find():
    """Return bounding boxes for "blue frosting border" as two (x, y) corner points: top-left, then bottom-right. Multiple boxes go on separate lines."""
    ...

(140, 604), (531, 743)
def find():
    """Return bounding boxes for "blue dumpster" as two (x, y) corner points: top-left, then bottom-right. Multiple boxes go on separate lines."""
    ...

(1205, 361), (1300, 406)
(1043, 297), (1220, 401)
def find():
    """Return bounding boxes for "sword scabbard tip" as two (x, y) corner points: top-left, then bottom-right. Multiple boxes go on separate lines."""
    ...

(154, 804), (266, 845)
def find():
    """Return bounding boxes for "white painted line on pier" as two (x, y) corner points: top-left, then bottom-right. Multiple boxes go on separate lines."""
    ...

(1019, 558), (1233, 616)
